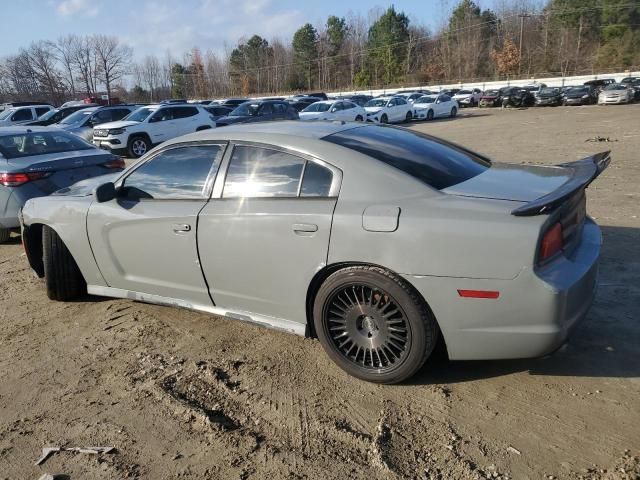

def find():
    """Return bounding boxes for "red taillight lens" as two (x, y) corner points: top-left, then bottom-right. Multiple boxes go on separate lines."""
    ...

(539, 222), (564, 262)
(0, 172), (50, 187)
(103, 158), (125, 169)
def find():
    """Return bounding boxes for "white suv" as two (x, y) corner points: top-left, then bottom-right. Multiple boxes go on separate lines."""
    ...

(93, 104), (216, 158)
(0, 105), (53, 126)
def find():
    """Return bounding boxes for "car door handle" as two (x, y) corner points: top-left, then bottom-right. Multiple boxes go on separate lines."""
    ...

(172, 223), (191, 233)
(293, 223), (318, 234)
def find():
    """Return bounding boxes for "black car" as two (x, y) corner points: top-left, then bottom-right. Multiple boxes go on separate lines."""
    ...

(287, 96), (324, 112)
(204, 105), (233, 121)
(620, 77), (640, 100)
(535, 87), (563, 106)
(216, 100), (299, 126)
(500, 86), (535, 107)
(341, 94), (373, 107)
(23, 104), (96, 126)
(293, 92), (328, 101)
(583, 79), (615, 94)
(221, 98), (250, 108)
(562, 86), (596, 106)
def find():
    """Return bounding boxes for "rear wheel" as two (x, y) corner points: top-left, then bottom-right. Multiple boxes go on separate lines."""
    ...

(450, 106), (457, 118)
(380, 114), (388, 124)
(0, 228), (9, 243)
(127, 135), (150, 158)
(43, 226), (86, 301)
(426, 109), (434, 121)
(355, 115), (363, 121)
(313, 266), (438, 384)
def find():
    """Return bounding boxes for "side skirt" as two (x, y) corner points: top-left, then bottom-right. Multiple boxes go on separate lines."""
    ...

(87, 285), (307, 336)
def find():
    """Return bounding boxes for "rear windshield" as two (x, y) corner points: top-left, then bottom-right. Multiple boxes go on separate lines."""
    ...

(0, 131), (93, 159)
(323, 125), (489, 190)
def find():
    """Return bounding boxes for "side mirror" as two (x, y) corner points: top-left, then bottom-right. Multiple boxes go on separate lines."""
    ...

(94, 182), (116, 203)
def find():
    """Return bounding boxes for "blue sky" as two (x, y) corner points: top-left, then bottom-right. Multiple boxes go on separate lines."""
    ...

(1, 0), (498, 59)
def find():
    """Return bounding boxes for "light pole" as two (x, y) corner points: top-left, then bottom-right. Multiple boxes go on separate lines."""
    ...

(518, 13), (531, 76)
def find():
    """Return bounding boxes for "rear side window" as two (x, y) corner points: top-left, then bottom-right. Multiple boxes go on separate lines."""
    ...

(223, 146), (305, 198)
(301, 162), (333, 197)
(110, 108), (132, 120)
(35, 107), (50, 117)
(323, 126), (489, 190)
(12, 109), (33, 121)
(121, 145), (223, 200)
(172, 106), (199, 119)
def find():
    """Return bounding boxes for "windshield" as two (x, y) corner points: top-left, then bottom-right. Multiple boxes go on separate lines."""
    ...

(324, 126), (489, 190)
(125, 107), (156, 122)
(604, 84), (626, 91)
(415, 96), (435, 104)
(231, 102), (261, 116)
(37, 109), (60, 121)
(540, 88), (560, 95)
(485, 90), (499, 96)
(302, 103), (331, 113)
(60, 109), (93, 125)
(0, 131), (92, 159)
(365, 99), (388, 108)
(0, 109), (14, 120)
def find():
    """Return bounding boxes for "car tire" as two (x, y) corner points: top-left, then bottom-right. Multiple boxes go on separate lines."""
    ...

(380, 114), (388, 124)
(426, 109), (434, 120)
(405, 111), (412, 122)
(450, 107), (457, 118)
(355, 115), (363, 121)
(43, 225), (86, 301)
(313, 265), (438, 384)
(127, 135), (150, 158)
(0, 228), (9, 244)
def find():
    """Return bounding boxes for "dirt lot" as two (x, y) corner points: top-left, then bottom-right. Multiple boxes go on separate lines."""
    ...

(0, 104), (639, 480)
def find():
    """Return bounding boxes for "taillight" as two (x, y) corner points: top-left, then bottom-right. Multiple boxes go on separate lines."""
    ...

(0, 172), (51, 187)
(104, 158), (125, 169)
(539, 222), (564, 262)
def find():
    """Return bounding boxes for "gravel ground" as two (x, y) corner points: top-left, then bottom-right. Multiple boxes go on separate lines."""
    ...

(0, 104), (638, 479)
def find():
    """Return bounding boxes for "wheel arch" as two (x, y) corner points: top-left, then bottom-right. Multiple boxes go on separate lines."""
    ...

(129, 131), (152, 145)
(305, 261), (448, 357)
(22, 222), (45, 277)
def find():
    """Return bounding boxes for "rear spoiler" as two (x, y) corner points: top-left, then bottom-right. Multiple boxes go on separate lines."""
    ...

(511, 151), (610, 216)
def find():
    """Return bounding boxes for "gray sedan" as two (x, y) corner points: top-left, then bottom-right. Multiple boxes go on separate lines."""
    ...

(0, 127), (124, 243)
(20, 122), (607, 383)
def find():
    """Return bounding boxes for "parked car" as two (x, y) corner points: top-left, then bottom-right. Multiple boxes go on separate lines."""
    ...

(598, 84), (634, 105)
(160, 99), (187, 104)
(220, 98), (250, 108)
(1, 101), (51, 112)
(364, 96), (412, 123)
(216, 100), (299, 127)
(57, 105), (138, 142)
(288, 97), (324, 112)
(23, 104), (97, 126)
(0, 127), (123, 242)
(521, 83), (547, 96)
(93, 104), (216, 158)
(299, 100), (366, 122)
(294, 92), (328, 101)
(0, 105), (54, 127)
(395, 92), (425, 103)
(21, 121), (608, 384)
(204, 105), (233, 122)
(478, 89), (502, 107)
(620, 76), (640, 100)
(535, 87), (563, 106)
(452, 89), (483, 107)
(584, 78), (615, 94)
(500, 87), (535, 107)
(562, 86), (597, 106)
(340, 95), (373, 107)
(412, 94), (458, 120)
(440, 88), (461, 96)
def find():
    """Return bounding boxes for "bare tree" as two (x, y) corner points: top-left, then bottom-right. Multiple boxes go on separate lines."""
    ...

(92, 34), (132, 104)
(25, 41), (65, 103)
(55, 35), (78, 98)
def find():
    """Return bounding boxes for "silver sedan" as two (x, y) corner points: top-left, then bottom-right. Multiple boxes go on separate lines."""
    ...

(20, 122), (607, 383)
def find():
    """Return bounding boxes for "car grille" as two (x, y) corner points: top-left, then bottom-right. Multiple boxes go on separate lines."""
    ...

(94, 129), (108, 137)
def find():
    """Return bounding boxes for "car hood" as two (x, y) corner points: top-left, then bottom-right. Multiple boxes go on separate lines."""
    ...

(96, 120), (140, 130)
(481, 95), (499, 99)
(216, 115), (252, 125)
(443, 163), (572, 202)
(52, 172), (120, 197)
(364, 107), (383, 113)
(565, 92), (588, 98)
(538, 93), (560, 98)
(453, 94), (471, 99)
(57, 123), (86, 131)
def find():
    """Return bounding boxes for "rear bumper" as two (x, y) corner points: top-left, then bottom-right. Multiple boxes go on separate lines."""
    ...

(403, 218), (601, 360)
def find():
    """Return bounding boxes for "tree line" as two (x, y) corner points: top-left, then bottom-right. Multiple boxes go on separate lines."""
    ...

(1, 0), (638, 105)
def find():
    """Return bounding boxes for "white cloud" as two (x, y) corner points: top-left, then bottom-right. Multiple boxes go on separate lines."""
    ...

(56, 0), (99, 17)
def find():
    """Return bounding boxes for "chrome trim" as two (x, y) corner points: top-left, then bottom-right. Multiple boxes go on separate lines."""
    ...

(86, 285), (307, 336)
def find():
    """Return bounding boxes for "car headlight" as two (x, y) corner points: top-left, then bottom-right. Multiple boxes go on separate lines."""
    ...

(108, 128), (126, 135)
(582, 95), (589, 99)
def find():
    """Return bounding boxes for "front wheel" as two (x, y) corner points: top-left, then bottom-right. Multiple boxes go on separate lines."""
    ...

(380, 114), (388, 124)
(43, 226), (86, 301)
(426, 109), (434, 121)
(355, 115), (363, 121)
(127, 135), (150, 158)
(405, 111), (412, 122)
(313, 266), (438, 384)
(0, 228), (9, 243)
(450, 106), (457, 118)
